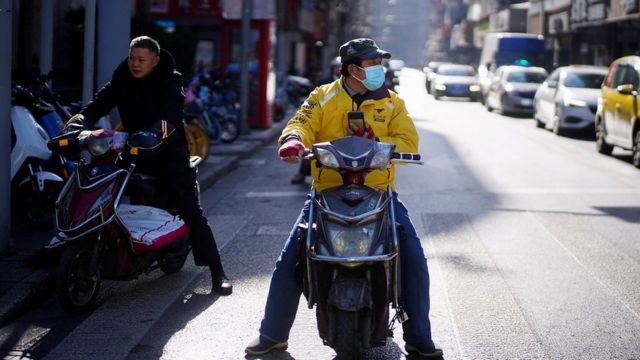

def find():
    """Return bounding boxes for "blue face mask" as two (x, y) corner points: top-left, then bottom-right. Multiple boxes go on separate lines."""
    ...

(355, 64), (385, 91)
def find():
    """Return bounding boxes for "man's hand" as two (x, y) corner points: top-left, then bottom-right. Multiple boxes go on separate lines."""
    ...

(278, 139), (305, 163)
(63, 114), (85, 133)
(348, 122), (376, 140)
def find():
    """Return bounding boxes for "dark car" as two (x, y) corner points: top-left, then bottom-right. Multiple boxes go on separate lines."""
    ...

(429, 64), (480, 101)
(486, 65), (547, 114)
(384, 59), (405, 91)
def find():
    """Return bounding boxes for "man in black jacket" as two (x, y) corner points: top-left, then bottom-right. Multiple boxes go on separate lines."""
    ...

(66, 36), (232, 295)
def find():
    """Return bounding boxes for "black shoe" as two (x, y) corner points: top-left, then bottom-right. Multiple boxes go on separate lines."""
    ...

(245, 335), (288, 355)
(211, 272), (233, 296)
(290, 173), (305, 184)
(405, 341), (443, 358)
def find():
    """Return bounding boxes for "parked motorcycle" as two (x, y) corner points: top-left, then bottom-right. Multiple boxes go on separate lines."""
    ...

(46, 129), (197, 314)
(299, 136), (422, 359)
(10, 85), (65, 229)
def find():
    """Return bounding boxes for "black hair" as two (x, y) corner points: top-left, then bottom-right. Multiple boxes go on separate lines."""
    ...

(340, 57), (363, 77)
(129, 36), (160, 55)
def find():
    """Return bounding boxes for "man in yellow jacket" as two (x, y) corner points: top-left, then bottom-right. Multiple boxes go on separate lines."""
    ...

(246, 38), (442, 358)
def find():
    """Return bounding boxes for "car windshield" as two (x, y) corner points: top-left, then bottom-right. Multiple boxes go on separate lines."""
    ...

(437, 65), (474, 76)
(564, 73), (605, 89)
(506, 71), (546, 83)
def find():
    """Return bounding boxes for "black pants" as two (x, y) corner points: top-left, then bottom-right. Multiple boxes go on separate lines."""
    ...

(140, 142), (224, 273)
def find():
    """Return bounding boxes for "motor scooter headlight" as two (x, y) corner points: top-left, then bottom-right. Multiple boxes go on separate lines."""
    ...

(370, 147), (392, 169)
(87, 136), (111, 156)
(316, 148), (340, 168)
(324, 221), (377, 257)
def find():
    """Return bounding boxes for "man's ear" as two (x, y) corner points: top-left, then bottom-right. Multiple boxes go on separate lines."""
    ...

(152, 55), (160, 67)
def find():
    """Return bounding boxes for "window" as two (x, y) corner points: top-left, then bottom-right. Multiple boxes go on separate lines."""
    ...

(564, 73), (605, 89)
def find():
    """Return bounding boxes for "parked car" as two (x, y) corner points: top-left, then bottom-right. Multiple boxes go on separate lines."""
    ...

(423, 61), (447, 93)
(595, 55), (640, 168)
(429, 64), (480, 101)
(384, 59), (405, 91)
(534, 65), (607, 135)
(478, 33), (545, 105)
(486, 65), (548, 115)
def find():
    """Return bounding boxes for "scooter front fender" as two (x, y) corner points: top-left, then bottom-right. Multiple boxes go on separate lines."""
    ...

(327, 275), (372, 312)
(17, 171), (63, 192)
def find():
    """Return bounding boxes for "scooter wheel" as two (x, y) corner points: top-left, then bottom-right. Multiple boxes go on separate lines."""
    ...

(56, 243), (101, 314)
(334, 310), (360, 360)
(220, 118), (240, 143)
(158, 238), (190, 274)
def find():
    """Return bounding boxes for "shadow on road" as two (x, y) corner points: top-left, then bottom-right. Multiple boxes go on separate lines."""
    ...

(126, 291), (218, 360)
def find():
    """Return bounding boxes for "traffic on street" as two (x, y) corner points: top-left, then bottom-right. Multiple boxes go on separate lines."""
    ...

(2, 68), (639, 359)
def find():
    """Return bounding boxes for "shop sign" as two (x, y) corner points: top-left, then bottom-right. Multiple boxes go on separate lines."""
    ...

(620, 0), (638, 13)
(149, 0), (222, 18)
(571, 0), (607, 24)
(221, 0), (275, 19)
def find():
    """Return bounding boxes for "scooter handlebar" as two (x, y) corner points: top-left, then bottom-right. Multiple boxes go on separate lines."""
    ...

(391, 152), (423, 165)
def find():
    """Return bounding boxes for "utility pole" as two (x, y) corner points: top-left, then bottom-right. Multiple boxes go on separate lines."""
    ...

(239, 0), (253, 134)
(0, 0), (13, 253)
(83, 0), (97, 105)
(40, 0), (53, 79)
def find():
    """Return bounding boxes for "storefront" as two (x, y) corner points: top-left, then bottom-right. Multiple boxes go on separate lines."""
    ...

(143, 0), (276, 129)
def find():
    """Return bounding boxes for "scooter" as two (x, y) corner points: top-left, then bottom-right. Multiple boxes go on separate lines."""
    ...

(10, 85), (65, 229)
(46, 129), (197, 314)
(299, 136), (422, 359)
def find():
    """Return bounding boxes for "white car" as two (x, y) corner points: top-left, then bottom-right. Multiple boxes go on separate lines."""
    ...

(534, 65), (607, 135)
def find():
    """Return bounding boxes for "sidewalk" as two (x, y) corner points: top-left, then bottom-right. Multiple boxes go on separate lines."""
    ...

(0, 119), (287, 327)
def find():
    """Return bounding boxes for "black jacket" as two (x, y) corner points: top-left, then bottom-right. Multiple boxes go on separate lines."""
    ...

(81, 49), (186, 156)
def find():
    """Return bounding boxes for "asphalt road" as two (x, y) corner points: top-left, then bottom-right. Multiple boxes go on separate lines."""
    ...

(2, 68), (640, 360)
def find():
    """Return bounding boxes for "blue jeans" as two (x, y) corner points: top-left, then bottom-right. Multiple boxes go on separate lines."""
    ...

(259, 193), (433, 345)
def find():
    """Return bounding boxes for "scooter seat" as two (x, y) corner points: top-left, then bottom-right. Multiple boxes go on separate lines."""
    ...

(118, 204), (189, 253)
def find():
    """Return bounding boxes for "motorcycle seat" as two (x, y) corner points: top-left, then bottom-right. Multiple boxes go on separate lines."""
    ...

(118, 204), (189, 253)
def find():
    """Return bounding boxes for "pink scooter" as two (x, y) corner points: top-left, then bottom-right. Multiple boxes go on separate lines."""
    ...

(47, 130), (198, 314)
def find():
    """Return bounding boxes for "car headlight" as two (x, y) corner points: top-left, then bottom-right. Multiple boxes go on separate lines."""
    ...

(565, 98), (587, 107)
(325, 221), (376, 257)
(504, 83), (514, 93)
(435, 84), (447, 91)
(315, 148), (339, 168)
(469, 85), (481, 92)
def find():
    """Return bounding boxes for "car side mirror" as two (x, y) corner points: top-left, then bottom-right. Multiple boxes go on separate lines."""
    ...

(547, 80), (558, 89)
(617, 84), (636, 95)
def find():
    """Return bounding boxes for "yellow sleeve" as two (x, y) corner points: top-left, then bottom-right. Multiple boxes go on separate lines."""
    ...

(377, 94), (419, 153)
(278, 87), (324, 148)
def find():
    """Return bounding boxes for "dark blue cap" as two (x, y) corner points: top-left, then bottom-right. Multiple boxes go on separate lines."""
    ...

(339, 38), (391, 63)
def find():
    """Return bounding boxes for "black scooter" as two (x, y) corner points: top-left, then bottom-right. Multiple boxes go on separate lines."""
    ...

(299, 136), (422, 359)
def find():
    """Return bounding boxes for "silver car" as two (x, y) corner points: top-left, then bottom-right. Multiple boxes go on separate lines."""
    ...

(533, 65), (607, 135)
(486, 66), (548, 115)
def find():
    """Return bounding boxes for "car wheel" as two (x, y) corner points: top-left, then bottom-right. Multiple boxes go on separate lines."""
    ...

(486, 97), (493, 112)
(533, 108), (544, 128)
(552, 105), (564, 135)
(633, 129), (640, 168)
(595, 118), (614, 155)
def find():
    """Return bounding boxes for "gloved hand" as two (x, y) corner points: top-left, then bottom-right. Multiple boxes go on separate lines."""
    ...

(63, 114), (85, 133)
(348, 122), (376, 140)
(278, 139), (305, 163)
